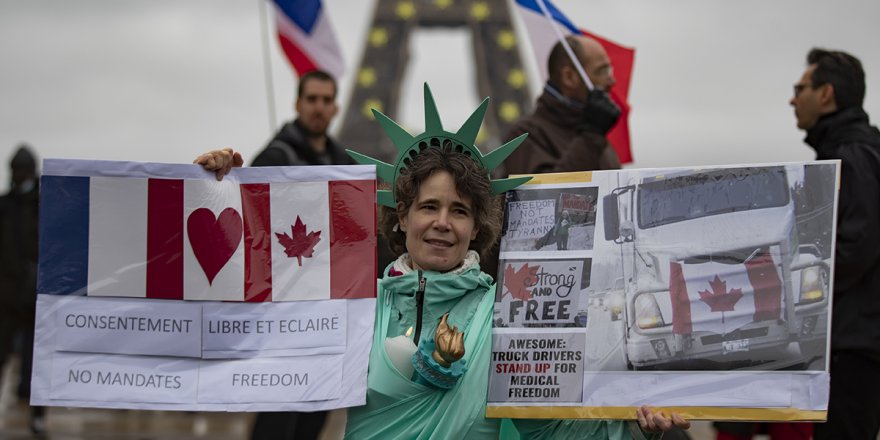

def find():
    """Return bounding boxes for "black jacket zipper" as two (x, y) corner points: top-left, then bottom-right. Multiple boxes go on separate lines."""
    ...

(412, 270), (426, 343)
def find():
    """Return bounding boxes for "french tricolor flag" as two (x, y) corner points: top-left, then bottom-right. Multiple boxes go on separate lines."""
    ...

(273, 0), (345, 79)
(37, 160), (375, 302)
(514, 0), (635, 164)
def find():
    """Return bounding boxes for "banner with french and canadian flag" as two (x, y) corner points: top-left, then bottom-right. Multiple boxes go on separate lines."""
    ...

(38, 161), (374, 302)
(32, 159), (376, 411)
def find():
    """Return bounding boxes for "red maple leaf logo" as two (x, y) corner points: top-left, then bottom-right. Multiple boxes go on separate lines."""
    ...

(698, 275), (743, 313)
(275, 216), (321, 266)
(503, 263), (539, 301)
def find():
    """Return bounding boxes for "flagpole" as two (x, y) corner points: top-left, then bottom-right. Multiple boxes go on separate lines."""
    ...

(534, 0), (594, 91)
(257, 0), (278, 133)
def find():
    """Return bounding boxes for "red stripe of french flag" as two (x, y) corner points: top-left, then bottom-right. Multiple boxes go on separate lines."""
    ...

(146, 179), (184, 300)
(277, 35), (318, 78)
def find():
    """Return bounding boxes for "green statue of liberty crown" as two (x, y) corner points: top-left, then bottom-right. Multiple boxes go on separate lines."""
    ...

(346, 83), (532, 208)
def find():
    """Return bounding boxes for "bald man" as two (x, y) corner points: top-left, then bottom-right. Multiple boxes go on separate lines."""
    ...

(503, 35), (622, 175)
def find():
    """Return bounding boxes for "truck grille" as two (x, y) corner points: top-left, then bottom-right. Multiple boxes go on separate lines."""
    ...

(700, 327), (769, 345)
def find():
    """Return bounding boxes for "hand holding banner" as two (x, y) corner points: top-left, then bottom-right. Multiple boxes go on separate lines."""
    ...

(33, 159), (376, 411)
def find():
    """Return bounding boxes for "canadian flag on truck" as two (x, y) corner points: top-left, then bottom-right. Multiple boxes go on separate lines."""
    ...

(669, 247), (783, 335)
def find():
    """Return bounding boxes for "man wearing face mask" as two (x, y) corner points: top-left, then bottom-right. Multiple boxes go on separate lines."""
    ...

(503, 35), (622, 175)
(0, 144), (46, 434)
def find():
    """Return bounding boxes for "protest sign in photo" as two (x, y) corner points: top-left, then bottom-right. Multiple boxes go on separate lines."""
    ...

(494, 258), (591, 328)
(501, 186), (599, 252)
(489, 162), (837, 421)
(31, 159), (377, 411)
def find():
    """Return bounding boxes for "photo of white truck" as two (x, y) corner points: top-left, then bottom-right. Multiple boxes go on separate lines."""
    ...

(591, 164), (835, 371)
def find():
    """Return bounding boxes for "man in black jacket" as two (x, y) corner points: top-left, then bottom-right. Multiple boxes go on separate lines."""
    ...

(250, 70), (350, 440)
(0, 145), (46, 435)
(252, 70), (353, 167)
(791, 48), (880, 440)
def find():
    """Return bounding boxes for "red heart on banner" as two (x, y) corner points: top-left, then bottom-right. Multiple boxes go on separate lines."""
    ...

(187, 207), (243, 285)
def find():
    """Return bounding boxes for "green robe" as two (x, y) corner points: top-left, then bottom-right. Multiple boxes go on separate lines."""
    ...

(345, 258), (656, 440)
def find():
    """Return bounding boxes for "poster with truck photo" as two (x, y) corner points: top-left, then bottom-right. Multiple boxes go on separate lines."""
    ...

(489, 162), (838, 421)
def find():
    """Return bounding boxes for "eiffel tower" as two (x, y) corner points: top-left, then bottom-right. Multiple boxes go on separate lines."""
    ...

(337, 0), (533, 163)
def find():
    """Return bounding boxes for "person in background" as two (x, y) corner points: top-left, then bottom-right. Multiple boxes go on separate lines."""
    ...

(791, 47), (880, 440)
(247, 68), (398, 286)
(493, 35), (624, 288)
(502, 35), (622, 176)
(0, 144), (46, 435)
(556, 209), (571, 250)
(252, 70), (352, 167)
(249, 69), (351, 440)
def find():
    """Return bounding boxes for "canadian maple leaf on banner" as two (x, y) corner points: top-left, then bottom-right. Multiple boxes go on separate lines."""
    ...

(503, 263), (539, 301)
(275, 216), (322, 266)
(699, 275), (743, 314)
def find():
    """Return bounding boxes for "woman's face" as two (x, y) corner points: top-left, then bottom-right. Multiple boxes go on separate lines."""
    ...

(399, 171), (478, 272)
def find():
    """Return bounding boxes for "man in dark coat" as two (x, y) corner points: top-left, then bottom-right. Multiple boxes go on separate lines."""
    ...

(791, 47), (880, 440)
(252, 70), (352, 168)
(493, 34), (624, 295)
(0, 144), (46, 434)
(503, 35), (622, 175)
(249, 70), (350, 440)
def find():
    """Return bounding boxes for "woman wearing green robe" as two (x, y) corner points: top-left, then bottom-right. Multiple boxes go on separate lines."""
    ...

(342, 146), (688, 439)
(195, 86), (690, 438)
(197, 145), (689, 439)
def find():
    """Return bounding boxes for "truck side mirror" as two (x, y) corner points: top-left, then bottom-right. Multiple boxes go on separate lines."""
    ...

(603, 193), (620, 241)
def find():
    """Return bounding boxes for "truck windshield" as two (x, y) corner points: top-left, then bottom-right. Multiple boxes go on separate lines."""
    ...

(637, 166), (789, 229)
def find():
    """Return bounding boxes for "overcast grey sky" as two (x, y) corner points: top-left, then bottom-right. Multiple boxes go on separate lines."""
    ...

(2, 0), (879, 190)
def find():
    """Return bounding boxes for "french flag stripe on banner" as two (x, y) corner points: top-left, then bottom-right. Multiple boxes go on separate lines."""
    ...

(89, 177), (150, 298)
(38, 176), (90, 295)
(147, 179), (185, 299)
(38, 175), (375, 302)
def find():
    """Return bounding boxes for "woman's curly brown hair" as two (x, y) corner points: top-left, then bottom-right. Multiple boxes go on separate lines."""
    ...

(378, 143), (502, 260)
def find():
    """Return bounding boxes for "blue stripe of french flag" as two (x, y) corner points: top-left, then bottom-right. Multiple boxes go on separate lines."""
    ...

(37, 160), (376, 302)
